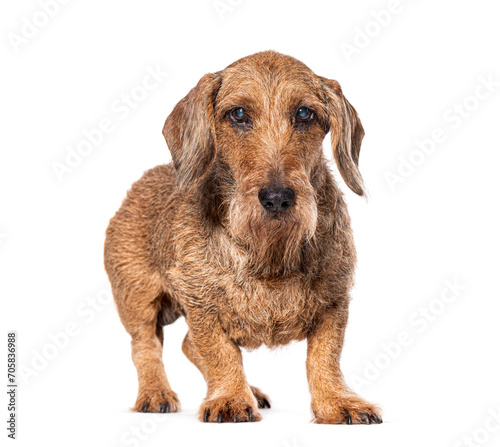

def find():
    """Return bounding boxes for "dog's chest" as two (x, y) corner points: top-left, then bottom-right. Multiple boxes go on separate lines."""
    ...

(217, 276), (319, 348)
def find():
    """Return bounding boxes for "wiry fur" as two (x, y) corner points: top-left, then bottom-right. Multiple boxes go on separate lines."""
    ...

(104, 51), (382, 424)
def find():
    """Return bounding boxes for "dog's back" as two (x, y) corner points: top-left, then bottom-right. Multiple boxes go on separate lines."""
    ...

(104, 163), (183, 333)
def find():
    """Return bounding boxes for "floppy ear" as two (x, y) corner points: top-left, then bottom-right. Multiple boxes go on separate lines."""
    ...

(163, 72), (222, 188)
(321, 77), (365, 196)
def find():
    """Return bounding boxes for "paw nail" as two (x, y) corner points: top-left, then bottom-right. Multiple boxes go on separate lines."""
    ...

(345, 412), (352, 425)
(372, 414), (382, 424)
(218, 413), (223, 423)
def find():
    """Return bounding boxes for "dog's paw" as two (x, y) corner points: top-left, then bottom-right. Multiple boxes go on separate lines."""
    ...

(199, 395), (262, 423)
(133, 388), (180, 413)
(312, 396), (382, 425)
(250, 385), (271, 409)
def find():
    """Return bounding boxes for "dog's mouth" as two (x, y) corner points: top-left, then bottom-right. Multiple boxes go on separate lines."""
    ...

(264, 209), (292, 223)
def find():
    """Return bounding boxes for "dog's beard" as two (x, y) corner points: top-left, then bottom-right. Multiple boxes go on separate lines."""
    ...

(228, 192), (317, 276)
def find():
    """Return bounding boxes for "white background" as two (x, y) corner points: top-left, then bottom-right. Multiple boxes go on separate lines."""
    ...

(1, 1), (500, 446)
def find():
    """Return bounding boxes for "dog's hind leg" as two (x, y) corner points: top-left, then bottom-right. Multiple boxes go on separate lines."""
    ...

(113, 283), (180, 414)
(248, 385), (272, 410)
(182, 332), (271, 413)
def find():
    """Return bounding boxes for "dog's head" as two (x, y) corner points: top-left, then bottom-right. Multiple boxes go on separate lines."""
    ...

(163, 51), (364, 273)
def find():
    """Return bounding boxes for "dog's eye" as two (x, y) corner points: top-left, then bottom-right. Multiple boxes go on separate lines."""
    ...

(230, 107), (248, 124)
(296, 107), (314, 121)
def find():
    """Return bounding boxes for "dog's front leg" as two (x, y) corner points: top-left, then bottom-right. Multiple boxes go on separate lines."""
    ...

(187, 314), (261, 423)
(307, 302), (383, 424)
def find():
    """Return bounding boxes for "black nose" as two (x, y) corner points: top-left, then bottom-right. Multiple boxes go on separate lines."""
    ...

(258, 187), (295, 213)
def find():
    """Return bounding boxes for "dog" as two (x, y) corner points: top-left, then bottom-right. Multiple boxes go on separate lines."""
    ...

(104, 50), (382, 424)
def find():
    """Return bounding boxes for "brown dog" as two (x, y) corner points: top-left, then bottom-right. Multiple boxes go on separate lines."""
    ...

(104, 50), (382, 424)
